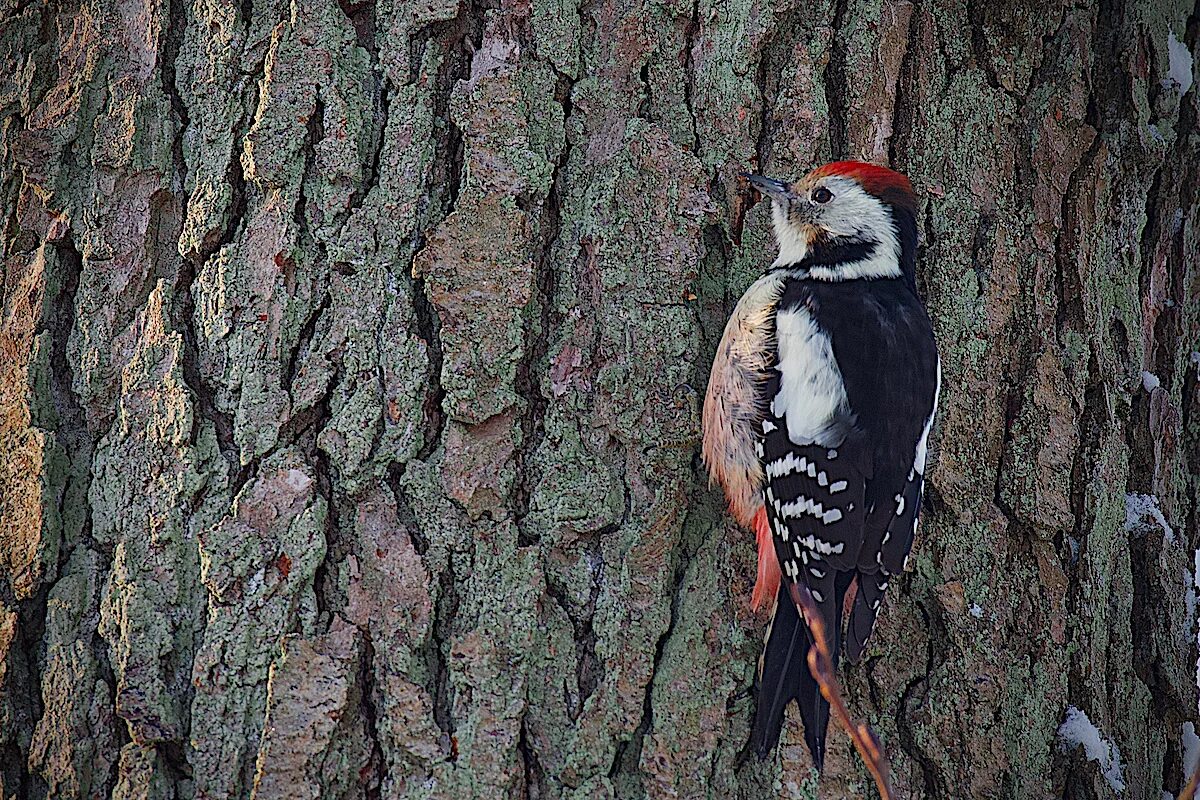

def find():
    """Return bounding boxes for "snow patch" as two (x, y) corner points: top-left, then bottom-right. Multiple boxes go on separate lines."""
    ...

(1126, 493), (1175, 542)
(1186, 564), (1197, 644)
(1194, 552), (1200, 718)
(969, 603), (984, 619)
(1142, 370), (1161, 392)
(1057, 706), (1126, 793)
(1167, 30), (1194, 95)
(1184, 722), (1200, 781)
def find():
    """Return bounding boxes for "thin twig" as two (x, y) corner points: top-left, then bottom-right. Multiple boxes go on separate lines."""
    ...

(789, 583), (895, 800)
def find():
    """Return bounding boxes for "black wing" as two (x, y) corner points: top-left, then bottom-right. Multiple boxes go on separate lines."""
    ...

(750, 286), (875, 767)
(750, 278), (938, 765)
(805, 278), (939, 661)
(758, 415), (871, 611)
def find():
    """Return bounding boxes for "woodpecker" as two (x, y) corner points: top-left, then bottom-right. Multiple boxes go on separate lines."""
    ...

(702, 161), (939, 768)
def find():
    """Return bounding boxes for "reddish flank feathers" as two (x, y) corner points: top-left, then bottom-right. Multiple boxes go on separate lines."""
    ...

(751, 507), (781, 611)
(811, 161), (917, 211)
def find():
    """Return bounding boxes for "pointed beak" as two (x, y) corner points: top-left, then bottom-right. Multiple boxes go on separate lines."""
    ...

(742, 173), (792, 200)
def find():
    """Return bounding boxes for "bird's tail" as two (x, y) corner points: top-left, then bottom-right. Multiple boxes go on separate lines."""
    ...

(751, 577), (850, 768)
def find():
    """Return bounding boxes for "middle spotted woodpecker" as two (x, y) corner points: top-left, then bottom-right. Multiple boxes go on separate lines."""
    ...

(702, 161), (940, 768)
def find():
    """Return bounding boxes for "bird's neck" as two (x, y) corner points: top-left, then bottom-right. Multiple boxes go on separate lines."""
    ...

(771, 208), (918, 284)
(772, 233), (902, 282)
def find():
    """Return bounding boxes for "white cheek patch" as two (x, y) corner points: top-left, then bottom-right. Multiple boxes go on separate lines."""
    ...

(772, 306), (847, 446)
(789, 177), (903, 281)
(815, 178), (896, 239)
(771, 200), (810, 267)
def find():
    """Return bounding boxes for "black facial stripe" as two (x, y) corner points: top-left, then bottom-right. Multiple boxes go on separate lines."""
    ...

(800, 236), (877, 268)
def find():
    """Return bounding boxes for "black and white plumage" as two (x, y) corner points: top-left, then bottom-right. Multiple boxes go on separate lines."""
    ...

(702, 162), (939, 769)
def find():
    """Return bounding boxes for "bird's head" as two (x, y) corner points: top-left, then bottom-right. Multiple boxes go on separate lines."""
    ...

(743, 161), (918, 282)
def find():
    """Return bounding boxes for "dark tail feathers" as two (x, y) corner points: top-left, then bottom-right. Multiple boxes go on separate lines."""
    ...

(751, 577), (851, 768)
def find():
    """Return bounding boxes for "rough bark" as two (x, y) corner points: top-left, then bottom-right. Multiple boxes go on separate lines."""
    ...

(1, 0), (1198, 798)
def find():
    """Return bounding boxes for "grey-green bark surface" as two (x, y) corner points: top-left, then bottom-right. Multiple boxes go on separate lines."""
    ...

(1, 0), (1198, 797)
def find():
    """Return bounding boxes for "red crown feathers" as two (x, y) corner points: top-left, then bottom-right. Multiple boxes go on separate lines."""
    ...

(811, 161), (917, 211)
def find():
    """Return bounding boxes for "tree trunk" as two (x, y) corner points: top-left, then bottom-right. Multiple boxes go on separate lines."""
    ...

(1, 0), (1197, 797)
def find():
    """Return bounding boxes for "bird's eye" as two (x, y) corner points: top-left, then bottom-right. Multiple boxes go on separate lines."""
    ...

(812, 186), (834, 204)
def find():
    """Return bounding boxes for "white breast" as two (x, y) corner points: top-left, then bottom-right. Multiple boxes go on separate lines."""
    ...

(772, 306), (848, 446)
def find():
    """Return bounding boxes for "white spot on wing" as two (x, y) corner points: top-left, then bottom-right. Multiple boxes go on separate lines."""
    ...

(779, 496), (830, 520)
(766, 453), (804, 479)
(795, 534), (845, 555)
(914, 357), (940, 474)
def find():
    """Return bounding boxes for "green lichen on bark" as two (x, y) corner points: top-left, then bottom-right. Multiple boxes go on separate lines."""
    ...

(1, 0), (1198, 798)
